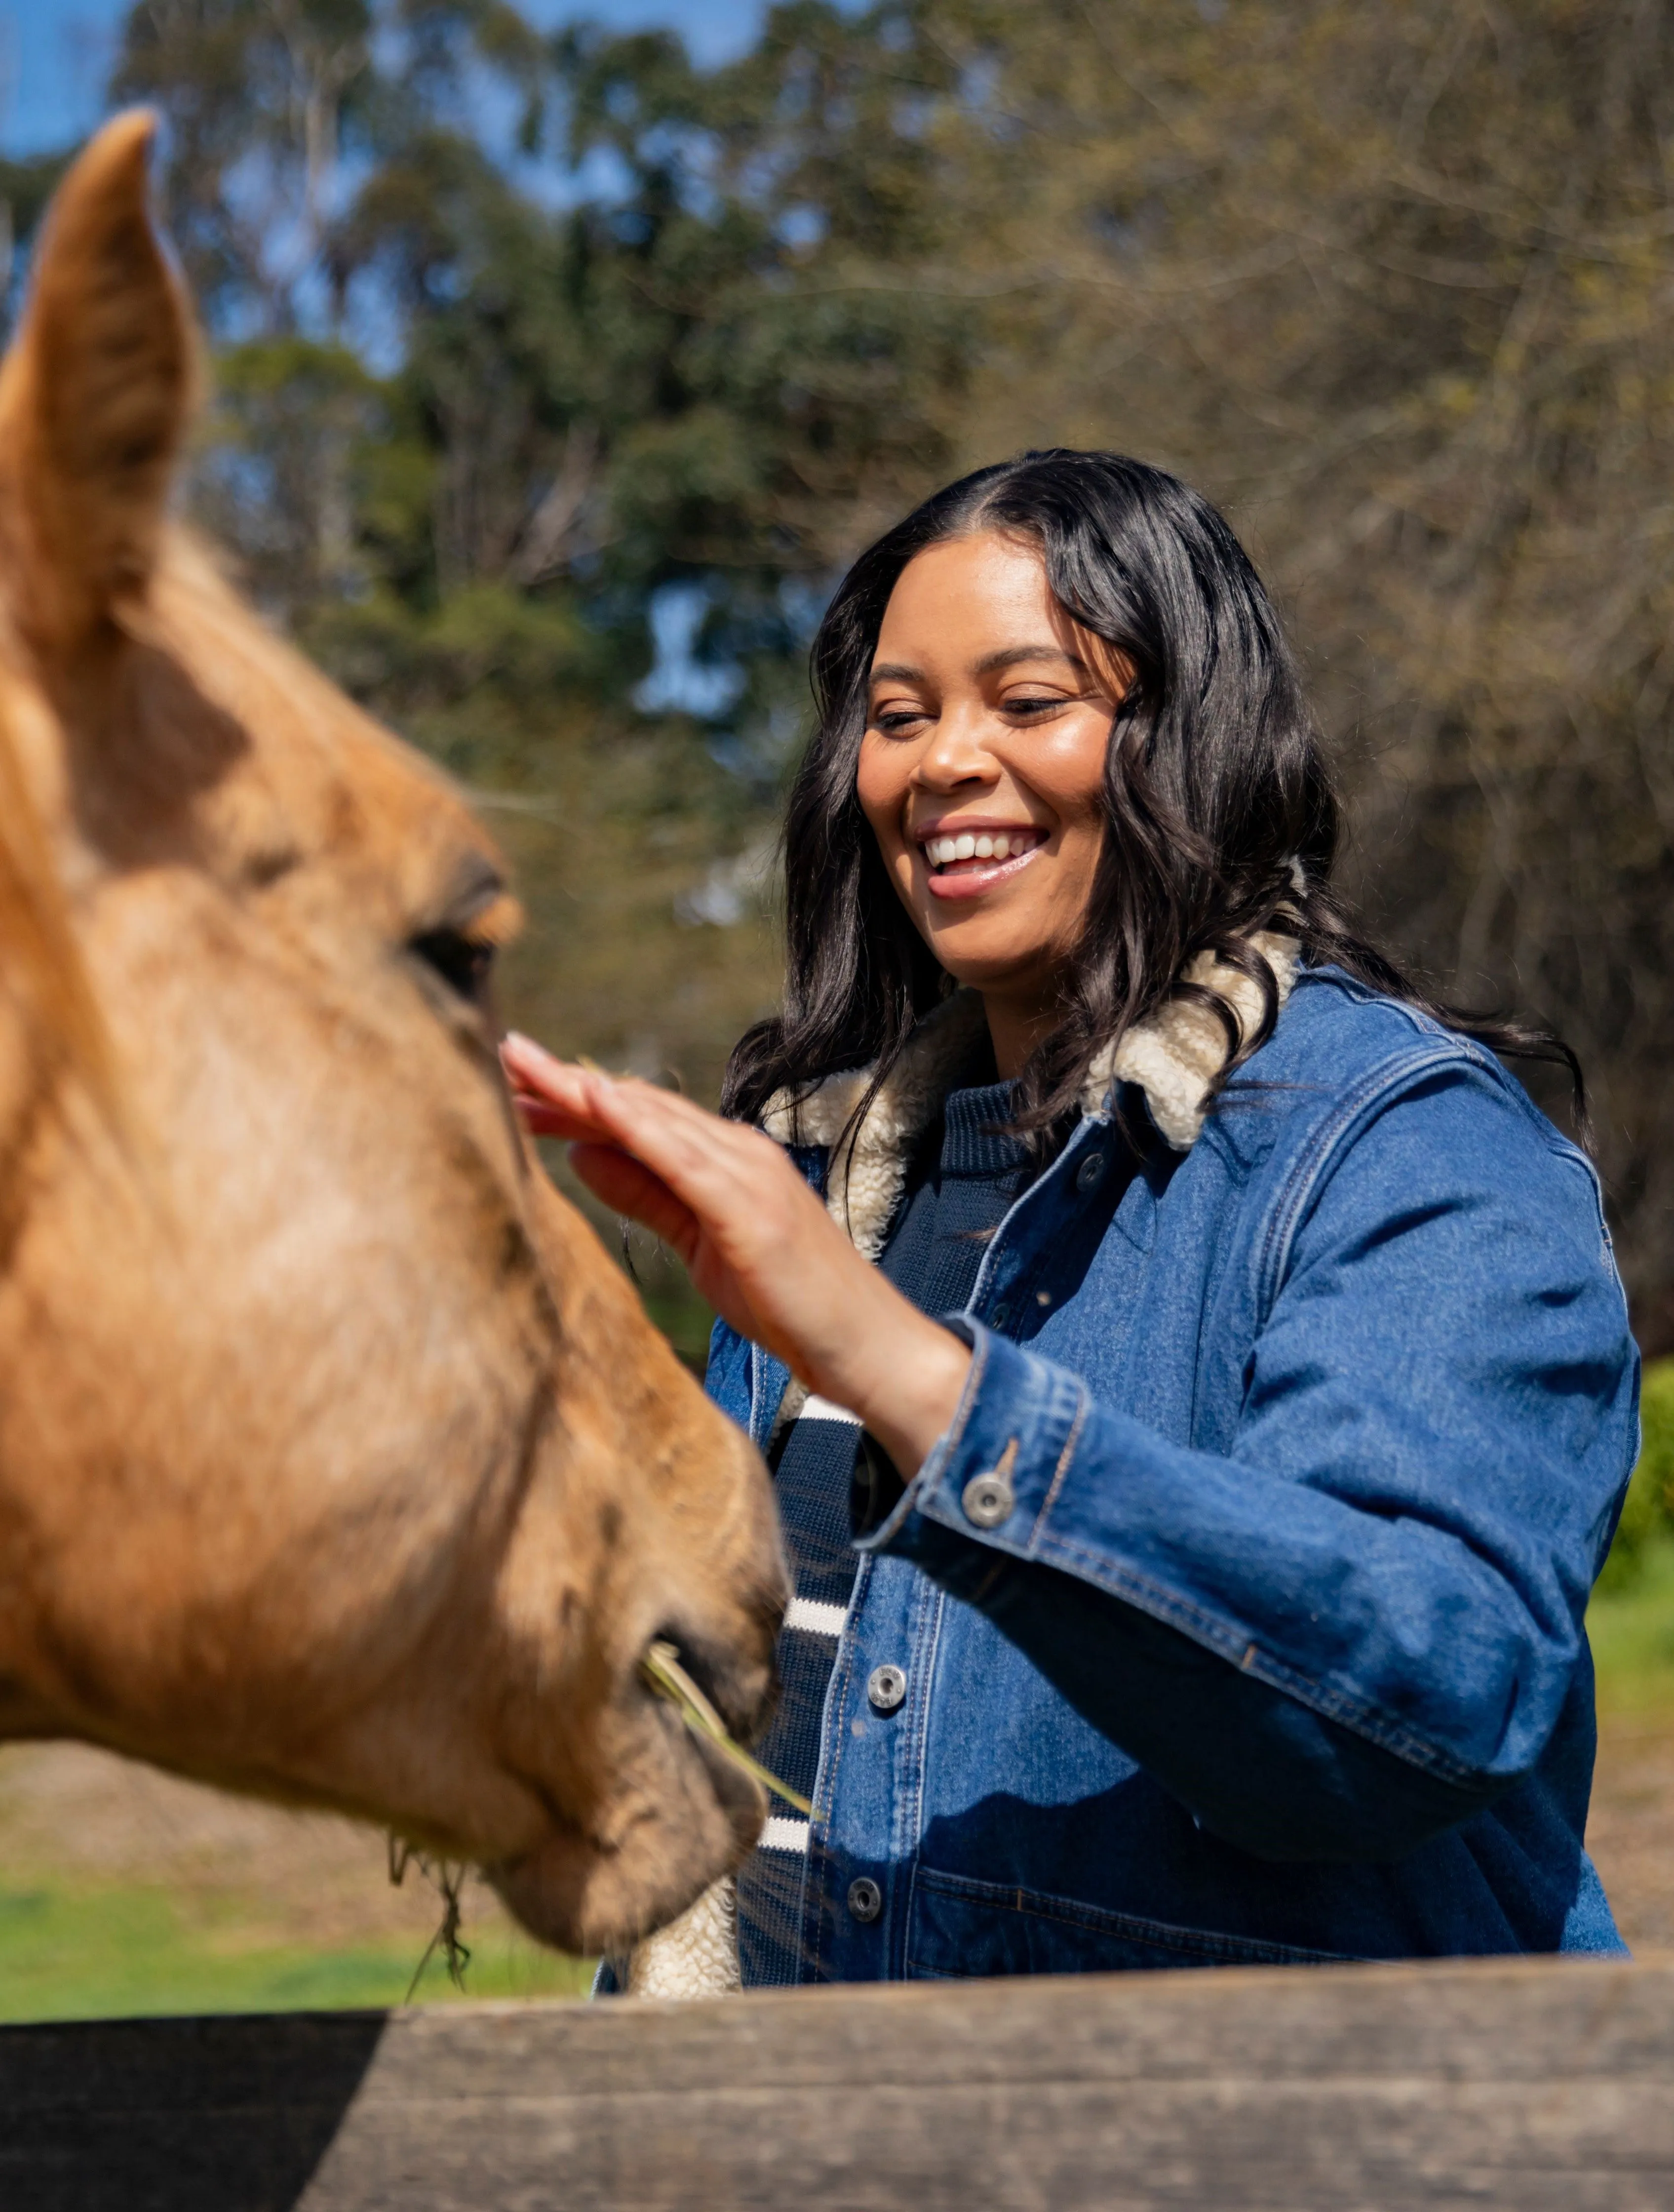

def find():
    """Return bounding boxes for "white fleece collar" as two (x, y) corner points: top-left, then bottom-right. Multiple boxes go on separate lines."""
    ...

(762, 931), (1298, 1261)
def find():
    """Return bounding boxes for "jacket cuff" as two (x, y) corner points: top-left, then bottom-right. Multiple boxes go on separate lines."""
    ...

(856, 1322), (1090, 1559)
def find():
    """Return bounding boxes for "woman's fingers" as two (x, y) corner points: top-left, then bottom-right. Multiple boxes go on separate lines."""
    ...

(503, 1036), (698, 1147)
(503, 1036), (792, 1227)
(510, 1092), (598, 1139)
(568, 1142), (701, 1265)
(503, 1027), (848, 1322)
(502, 1037), (620, 1137)
(501, 1030), (571, 1088)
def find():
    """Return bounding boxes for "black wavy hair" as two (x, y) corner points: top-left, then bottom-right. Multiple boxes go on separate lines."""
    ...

(722, 449), (1584, 1147)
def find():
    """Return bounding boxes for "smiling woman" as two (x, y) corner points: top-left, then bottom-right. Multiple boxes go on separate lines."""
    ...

(506, 449), (1638, 1998)
(856, 535), (1129, 1079)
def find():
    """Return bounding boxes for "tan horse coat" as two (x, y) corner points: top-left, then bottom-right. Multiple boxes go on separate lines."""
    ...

(0, 113), (786, 1960)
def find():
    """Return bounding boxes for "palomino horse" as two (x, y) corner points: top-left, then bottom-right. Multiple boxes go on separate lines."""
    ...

(0, 115), (784, 1957)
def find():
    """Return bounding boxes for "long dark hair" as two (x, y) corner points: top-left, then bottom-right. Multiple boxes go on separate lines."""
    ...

(722, 450), (1585, 1147)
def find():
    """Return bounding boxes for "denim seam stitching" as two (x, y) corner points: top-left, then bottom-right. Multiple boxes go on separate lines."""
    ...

(1029, 1383), (1090, 1549)
(937, 1324), (989, 1468)
(807, 1558), (870, 1982)
(912, 1326), (992, 1531)
(1029, 1531), (1480, 1785)
(893, 1581), (944, 1979)
(1255, 1043), (1491, 1324)
(910, 1868), (1363, 1967)
(899, 1578), (941, 1856)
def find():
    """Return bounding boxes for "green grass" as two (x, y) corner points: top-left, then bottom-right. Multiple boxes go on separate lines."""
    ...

(6, 1371), (1665, 2030)
(1588, 1533), (1674, 1721)
(0, 1881), (591, 2025)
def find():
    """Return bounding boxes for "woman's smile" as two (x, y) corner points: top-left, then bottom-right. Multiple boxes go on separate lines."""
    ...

(856, 530), (1126, 1073)
(918, 819), (1048, 896)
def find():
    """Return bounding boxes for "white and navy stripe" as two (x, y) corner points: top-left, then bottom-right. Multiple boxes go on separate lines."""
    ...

(734, 1392), (863, 1981)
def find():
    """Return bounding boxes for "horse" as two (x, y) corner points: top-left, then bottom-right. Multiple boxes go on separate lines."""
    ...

(0, 112), (785, 1960)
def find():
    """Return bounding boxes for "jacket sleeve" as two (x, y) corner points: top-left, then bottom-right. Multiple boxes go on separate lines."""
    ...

(860, 1062), (1639, 1863)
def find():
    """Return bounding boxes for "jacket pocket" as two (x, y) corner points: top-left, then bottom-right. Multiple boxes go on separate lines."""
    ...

(905, 1866), (1359, 1978)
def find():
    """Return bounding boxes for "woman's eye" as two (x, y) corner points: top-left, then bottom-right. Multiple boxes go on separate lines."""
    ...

(411, 926), (495, 1005)
(1006, 695), (1067, 717)
(873, 709), (927, 735)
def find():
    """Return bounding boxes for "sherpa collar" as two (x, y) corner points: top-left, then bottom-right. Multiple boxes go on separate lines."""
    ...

(761, 931), (1298, 1262)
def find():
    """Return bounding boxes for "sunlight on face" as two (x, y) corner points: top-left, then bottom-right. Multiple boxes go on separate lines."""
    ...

(856, 531), (1125, 1066)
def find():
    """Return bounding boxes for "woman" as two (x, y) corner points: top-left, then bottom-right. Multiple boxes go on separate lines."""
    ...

(504, 450), (1638, 1990)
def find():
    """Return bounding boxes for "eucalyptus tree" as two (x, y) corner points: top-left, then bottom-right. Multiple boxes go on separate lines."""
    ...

(78, 0), (1674, 1333)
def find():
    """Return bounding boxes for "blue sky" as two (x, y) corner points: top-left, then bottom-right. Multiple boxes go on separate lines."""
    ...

(0, 2), (779, 156)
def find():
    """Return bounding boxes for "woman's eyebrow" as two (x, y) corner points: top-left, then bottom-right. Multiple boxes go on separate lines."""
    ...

(973, 644), (1088, 676)
(868, 644), (1088, 688)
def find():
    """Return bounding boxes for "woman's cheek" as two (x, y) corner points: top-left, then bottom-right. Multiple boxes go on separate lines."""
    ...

(1051, 827), (1104, 934)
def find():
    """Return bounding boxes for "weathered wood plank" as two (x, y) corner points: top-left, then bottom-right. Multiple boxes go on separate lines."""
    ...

(3, 1956), (1672, 2211)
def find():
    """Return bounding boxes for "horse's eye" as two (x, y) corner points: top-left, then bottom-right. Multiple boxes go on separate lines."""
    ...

(411, 926), (494, 1005)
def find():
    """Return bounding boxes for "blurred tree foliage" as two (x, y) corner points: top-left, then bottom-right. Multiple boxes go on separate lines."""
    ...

(92, 0), (986, 1130)
(16, 0), (1674, 1337)
(916, 0), (1674, 1343)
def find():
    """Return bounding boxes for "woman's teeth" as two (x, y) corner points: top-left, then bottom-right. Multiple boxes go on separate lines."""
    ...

(924, 830), (1036, 867)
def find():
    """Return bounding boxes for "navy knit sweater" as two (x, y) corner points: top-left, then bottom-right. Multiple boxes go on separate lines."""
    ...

(737, 1070), (1032, 1986)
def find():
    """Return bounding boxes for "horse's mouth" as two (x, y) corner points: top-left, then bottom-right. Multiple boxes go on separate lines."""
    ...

(644, 1620), (777, 1746)
(485, 1713), (763, 1955)
(478, 1626), (776, 1954)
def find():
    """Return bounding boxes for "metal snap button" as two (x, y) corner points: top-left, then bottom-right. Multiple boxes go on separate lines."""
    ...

(867, 1663), (907, 1713)
(962, 1468), (1014, 1528)
(1076, 1149), (1106, 1193)
(989, 1302), (1010, 1331)
(847, 1876), (883, 1924)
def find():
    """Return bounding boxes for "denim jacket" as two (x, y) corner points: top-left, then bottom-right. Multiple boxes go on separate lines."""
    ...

(669, 959), (1638, 1987)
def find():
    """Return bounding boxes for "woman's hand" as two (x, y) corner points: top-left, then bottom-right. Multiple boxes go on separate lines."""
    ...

(501, 1033), (971, 1478)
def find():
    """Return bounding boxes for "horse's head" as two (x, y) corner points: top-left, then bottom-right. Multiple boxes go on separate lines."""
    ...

(0, 114), (786, 1955)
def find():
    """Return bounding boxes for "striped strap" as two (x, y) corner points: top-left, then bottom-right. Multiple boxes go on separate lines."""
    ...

(783, 1595), (848, 1637)
(758, 1815), (811, 1854)
(798, 1394), (860, 1425)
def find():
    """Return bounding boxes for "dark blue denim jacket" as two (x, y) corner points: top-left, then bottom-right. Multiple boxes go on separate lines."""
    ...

(706, 965), (1639, 1978)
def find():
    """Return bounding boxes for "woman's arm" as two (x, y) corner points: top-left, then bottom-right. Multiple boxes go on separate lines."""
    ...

(504, 1036), (1636, 1862)
(864, 1061), (1636, 1857)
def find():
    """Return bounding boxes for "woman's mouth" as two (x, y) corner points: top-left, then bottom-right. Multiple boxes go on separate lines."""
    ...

(918, 825), (1046, 898)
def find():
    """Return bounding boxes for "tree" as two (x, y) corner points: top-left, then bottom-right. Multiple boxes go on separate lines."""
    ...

(754, 0), (1674, 1338)
(55, 0), (1674, 1336)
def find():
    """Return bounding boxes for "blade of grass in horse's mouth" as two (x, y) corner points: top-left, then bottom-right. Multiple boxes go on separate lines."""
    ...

(640, 1639), (812, 1817)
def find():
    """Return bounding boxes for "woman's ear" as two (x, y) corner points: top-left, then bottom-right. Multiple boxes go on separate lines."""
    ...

(0, 110), (197, 654)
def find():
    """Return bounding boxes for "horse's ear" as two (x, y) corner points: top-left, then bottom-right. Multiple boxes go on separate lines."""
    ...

(0, 110), (196, 652)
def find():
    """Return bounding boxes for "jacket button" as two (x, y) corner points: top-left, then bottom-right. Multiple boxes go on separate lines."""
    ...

(989, 1302), (1011, 1330)
(962, 1468), (1014, 1528)
(1076, 1149), (1106, 1193)
(867, 1664), (907, 1713)
(847, 1877), (883, 1924)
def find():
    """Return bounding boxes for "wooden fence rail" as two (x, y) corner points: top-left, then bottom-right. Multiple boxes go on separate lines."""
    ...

(3, 1955), (1672, 2211)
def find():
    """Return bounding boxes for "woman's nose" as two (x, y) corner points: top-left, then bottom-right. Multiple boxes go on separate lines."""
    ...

(913, 703), (1000, 788)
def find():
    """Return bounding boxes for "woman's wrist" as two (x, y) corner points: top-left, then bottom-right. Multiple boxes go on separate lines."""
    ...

(815, 1293), (971, 1480)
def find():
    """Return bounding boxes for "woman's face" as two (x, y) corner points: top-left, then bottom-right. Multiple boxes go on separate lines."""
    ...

(857, 530), (1124, 1026)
